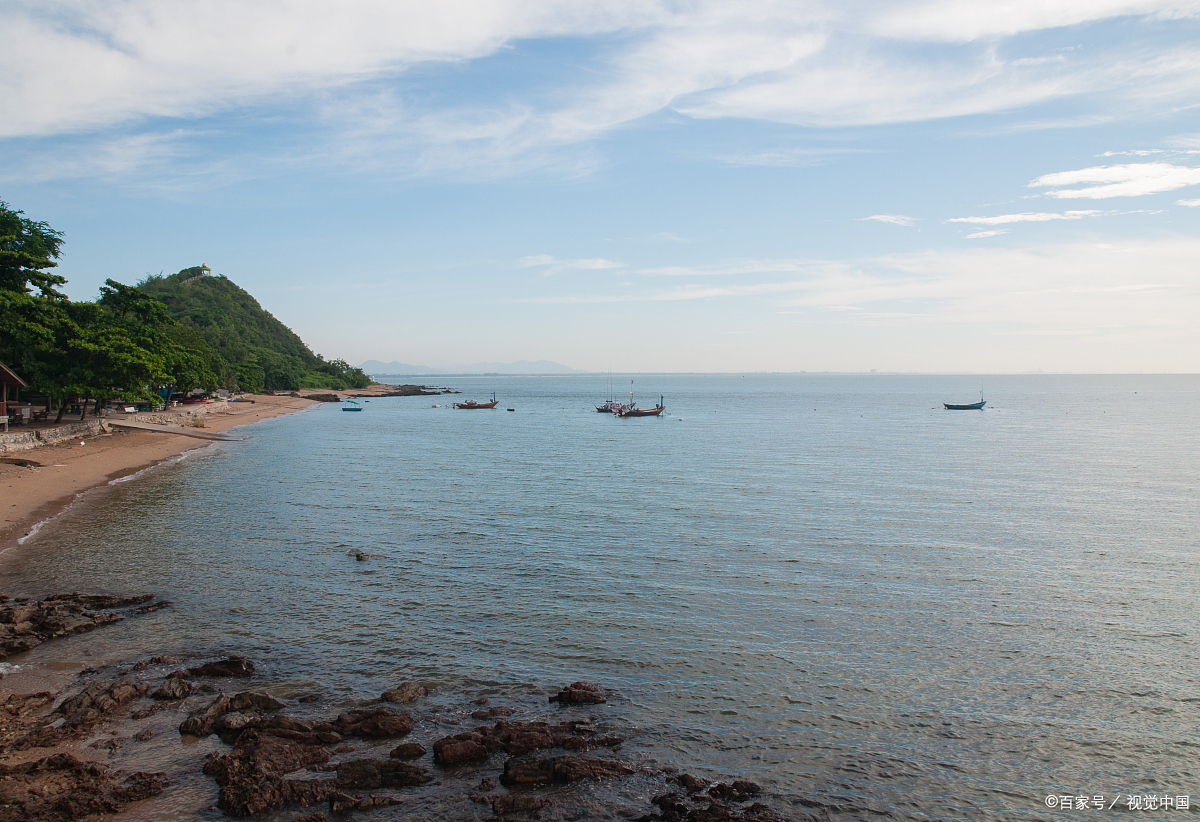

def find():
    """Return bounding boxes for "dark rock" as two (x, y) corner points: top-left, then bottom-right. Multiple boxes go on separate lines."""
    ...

(381, 682), (429, 703)
(676, 773), (709, 794)
(0, 753), (166, 821)
(228, 691), (286, 713)
(180, 694), (230, 737)
(334, 758), (432, 789)
(493, 794), (552, 814)
(389, 742), (426, 759)
(182, 656), (256, 678)
(133, 654), (179, 671)
(433, 733), (492, 766)
(134, 600), (172, 615)
(152, 677), (193, 701)
(549, 681), (607, 704)
(0, 594), (164, 662)
(476, 776), (497, 791)
(203, 729), (335, 816)
(708, 781), (761, 802)
(298, 693), (322, 703)
(287, 814), (327, 822)
(248, 715), (343, 746)
(471, 706), (515, 719)
(500, 755), (634, 787)
(134, 729), (154, 742)
(333, 707), (414, 739)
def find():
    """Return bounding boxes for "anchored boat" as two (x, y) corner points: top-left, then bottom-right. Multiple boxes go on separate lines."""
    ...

(455, 392), (499, 409)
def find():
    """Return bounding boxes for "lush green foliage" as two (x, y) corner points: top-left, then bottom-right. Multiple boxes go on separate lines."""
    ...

(139, 267), (371, 391)
(0, 202), (370, 408)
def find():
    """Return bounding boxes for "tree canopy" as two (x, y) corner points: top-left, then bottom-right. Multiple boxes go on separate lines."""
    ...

(0, 202), (371, 410)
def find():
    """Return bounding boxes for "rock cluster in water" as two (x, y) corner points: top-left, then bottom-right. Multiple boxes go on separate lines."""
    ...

(0, 593), (793, 821)
(0, 593), (171, 661)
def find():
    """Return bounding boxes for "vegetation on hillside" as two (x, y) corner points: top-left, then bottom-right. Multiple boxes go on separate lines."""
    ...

(139, 267), (370, 392)
(0, 200), (370, 418)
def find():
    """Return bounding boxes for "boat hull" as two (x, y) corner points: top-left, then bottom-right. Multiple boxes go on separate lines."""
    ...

(944, 401), (986, 410)
(617, 407), (665, 417)
(454, 401), (499, 409)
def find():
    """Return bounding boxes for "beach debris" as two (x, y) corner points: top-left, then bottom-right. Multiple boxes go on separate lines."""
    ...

(381, 682), (428, 703)
(0, 753), (166, 822)
(549, 680), (608, 704)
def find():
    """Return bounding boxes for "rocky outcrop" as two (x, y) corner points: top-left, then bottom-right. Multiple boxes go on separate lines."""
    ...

(549, 681), (607, 704)
(0, 753), (166, 821)
(202, 730), (335, 817)
(177, 656), (256, 678)
(500, 754), (635, 787)
(0, 594), (167, 661)
(331, 707), (414, 739)
(334, 759), (431, 789)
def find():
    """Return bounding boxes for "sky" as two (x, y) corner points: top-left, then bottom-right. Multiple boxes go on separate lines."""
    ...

(3, 1), (1200, 373)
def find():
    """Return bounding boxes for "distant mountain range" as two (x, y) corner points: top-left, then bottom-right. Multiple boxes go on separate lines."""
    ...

(360, 359), (586, 376)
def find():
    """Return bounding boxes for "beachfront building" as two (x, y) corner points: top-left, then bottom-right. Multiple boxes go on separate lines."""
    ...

(0, 361), (27, 433)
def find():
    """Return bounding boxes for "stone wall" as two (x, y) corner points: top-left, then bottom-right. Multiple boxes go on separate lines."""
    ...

(0, 421), (112, 454)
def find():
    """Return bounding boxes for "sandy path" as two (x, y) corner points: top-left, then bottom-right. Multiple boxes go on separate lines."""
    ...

(0, 395), (316, 551)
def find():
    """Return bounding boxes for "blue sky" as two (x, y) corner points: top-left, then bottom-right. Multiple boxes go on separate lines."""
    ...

(3, 1), (1199, 372)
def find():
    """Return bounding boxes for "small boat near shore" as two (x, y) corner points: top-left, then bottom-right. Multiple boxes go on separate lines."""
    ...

(342, 399), (362, 412)
(455, 392), (499, 410)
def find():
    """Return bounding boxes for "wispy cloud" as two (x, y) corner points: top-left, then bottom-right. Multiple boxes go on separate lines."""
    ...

(1030, 162), (1200, 199)
(5, 2), (1200, 182)
(949, 209), (1110, 225)
(1178, 198), (1200, 206)
(966, 229), (1009, 238)
(519, 254), (624, 273)
(860, 214), (916, 226)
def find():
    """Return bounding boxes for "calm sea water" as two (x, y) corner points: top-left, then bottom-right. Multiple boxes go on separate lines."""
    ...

(3, 374), (1199, 821)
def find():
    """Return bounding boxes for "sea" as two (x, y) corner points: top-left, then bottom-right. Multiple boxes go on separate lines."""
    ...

(2, 374), (1198, 821)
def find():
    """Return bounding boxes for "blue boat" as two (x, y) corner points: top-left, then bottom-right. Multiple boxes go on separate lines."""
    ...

(944, 393), (985, 410)
(342, 398), (362, 412)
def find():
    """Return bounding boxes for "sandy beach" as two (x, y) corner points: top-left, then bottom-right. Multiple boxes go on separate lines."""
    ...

(0, 394), (316, 552)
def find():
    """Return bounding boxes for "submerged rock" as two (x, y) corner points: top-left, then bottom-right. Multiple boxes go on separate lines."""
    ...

(334, 758), (431, 789)
(381, 682), (429, 703)
(332, 707), (414, 739)
(549, 681), (608, 704)
(500, 754), (634, 787)
(179, 656), (256, 678)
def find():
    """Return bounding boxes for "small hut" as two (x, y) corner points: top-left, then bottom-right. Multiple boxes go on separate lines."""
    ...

(0, 362), (27, 433)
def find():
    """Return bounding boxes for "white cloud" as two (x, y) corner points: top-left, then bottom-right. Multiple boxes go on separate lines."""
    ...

(1178, 198), (1200, 206)
(966, 229), (1010, 238)
(1030, 162), (1200, 198)
(949, 210), (1109, 225)
(860, 214), (916, 226)
(519, 254), (624, 271)
(5, 1), (1200, 180)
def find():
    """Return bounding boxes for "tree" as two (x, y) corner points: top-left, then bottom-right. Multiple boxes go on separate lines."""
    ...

(0, 202), (66, 296)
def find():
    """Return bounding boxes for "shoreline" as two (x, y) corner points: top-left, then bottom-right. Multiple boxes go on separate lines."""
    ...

(0, 394), (318, 553)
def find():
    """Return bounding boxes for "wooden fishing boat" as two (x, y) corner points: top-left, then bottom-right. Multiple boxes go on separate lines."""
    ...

(455, 392), (499, 409)
(617, 395), (666, 417)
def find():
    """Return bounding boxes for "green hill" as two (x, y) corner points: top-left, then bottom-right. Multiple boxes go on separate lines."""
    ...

(138, 266), (370, 392)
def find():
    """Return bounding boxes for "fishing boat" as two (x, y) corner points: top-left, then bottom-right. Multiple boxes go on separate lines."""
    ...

(596, 376), (627, 412)
(944, 392), (986, 410)
(342, 399), (362, 412)
(617, 395), (666, 417)
(454, 392), (499, 410)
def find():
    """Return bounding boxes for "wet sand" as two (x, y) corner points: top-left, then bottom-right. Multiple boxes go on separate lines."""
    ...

(0, 395), (317, 552)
